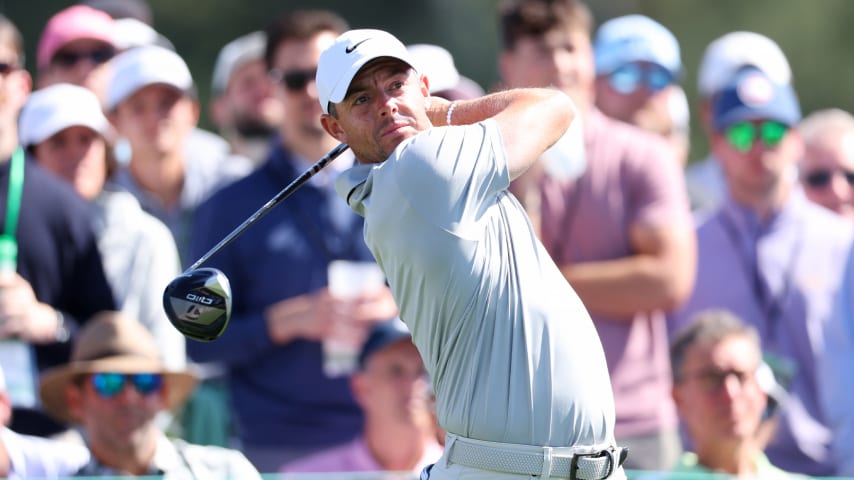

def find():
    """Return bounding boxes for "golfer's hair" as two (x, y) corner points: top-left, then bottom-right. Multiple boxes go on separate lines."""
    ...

(499, 0), (593, 51)
(264, 9), (349, 70)
(799, 108), (854, 146)
(669, 309), (761, 383)
(0, 14), (24, 68)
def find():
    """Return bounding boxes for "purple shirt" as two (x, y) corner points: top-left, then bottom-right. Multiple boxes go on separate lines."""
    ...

(670, 189), (854, 476)
(539, 109), (692, 438)
(281, 436), (443, 474)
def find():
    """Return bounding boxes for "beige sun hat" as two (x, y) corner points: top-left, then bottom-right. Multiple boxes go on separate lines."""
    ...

(39, 311), (197, 424)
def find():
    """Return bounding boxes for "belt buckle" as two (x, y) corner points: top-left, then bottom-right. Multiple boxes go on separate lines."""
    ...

(570, 447), (625, 480)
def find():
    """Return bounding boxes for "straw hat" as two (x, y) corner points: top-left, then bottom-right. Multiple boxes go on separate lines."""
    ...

(39, 312), (197, 424)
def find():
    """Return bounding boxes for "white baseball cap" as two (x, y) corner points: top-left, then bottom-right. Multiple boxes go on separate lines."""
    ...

(211, 31), (266, 96)
(316, 29), (416, 114)
(106, 44), (193, 111)
(19, 83), (110, 147)
(697, 31), (791, 97)
(406, 43), (460, 93)
(112, 18), (175, 51)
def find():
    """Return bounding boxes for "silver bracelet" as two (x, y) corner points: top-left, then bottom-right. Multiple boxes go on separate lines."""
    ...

(446, 102), (458, 126)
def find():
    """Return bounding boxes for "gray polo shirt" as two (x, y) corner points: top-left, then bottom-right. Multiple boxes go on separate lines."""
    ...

(336, 120), (616, 448)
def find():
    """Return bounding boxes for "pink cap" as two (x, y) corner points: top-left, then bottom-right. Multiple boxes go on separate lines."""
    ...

(37, 5), (115, 69)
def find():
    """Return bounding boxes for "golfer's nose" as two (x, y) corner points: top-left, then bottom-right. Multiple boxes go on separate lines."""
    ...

(379, 92), (398, 116)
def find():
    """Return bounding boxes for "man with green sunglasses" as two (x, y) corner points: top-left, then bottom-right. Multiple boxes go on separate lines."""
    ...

(670, 67), (854, 477)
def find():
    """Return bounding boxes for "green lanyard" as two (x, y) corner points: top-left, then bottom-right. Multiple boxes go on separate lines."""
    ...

(0, 147), (24, 272)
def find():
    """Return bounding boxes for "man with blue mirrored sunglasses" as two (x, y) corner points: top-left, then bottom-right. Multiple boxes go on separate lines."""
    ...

(38, 312), (262, 479)
(593, 15), (687, 164)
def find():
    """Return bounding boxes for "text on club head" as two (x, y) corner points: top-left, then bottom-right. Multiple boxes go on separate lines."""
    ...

(185, 293), (215, 305)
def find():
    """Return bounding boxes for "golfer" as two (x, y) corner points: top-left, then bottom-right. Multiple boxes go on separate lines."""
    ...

(318, 29), (626, 479)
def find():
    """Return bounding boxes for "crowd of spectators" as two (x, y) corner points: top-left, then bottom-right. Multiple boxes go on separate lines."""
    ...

(0, 0), (852, 478)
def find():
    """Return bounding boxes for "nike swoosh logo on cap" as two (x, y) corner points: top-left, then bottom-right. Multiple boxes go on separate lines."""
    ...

(345, 38), (369, 54)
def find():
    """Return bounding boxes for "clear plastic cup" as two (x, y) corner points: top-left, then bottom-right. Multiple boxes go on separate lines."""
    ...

(323, 260), (386, 377)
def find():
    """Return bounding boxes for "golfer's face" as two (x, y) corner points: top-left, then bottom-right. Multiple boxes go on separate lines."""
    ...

(325, 58), (431, 164)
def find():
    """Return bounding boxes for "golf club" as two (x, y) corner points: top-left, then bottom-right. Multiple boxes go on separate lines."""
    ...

(163, 143), (350, 342)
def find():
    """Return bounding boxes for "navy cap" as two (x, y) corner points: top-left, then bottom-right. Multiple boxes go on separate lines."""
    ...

(358, 318), (412, 369)
(713, 67), (801, 132)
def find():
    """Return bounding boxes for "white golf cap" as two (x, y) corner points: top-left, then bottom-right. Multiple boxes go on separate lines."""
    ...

(316, 29), (416, 114)
(19, 83), (110, 147)
(406, 43), (460, 93)
(697, 31), (791, 97)
(112, 17), (175, 51)
(211, 31), (266, 96)
(106, 44), (193, 111)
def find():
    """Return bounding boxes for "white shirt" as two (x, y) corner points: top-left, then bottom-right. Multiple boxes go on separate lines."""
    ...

(93, 186), (186, 370)
(2, 427), (89, 479)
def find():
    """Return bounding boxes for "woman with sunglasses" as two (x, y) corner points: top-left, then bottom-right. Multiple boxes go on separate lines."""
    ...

(798, 108), (854, 223)
(35, 5), (117, 105)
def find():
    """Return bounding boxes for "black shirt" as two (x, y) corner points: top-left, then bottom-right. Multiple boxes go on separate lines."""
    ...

(0, 156), (116, 435)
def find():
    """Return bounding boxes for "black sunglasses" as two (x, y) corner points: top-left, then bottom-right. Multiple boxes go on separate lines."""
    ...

(269, 68), (316, 92)
(679, 367), (757, 393)
(52, 48), (115, 68)
(803, 168), (854, 188)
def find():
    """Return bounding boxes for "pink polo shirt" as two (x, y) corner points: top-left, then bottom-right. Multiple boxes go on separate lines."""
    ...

(539, 109), (692, 438)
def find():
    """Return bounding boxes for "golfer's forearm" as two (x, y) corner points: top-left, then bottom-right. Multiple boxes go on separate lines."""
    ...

(443, 88), (569, 128)
(438, 88), (574, 179)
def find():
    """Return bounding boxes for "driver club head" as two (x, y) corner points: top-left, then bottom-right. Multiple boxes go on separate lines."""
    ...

(163, 267), (232, 342)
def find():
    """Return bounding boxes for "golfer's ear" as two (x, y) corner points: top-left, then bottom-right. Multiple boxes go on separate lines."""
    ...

(420, 74), (430, 96)
(321, 114), (348, 144)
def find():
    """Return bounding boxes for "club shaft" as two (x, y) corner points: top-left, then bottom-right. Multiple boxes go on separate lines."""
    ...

(185, 143), (350, 272)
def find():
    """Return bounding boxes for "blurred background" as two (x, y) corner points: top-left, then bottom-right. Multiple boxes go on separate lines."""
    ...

(3, 0), (853, 163)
